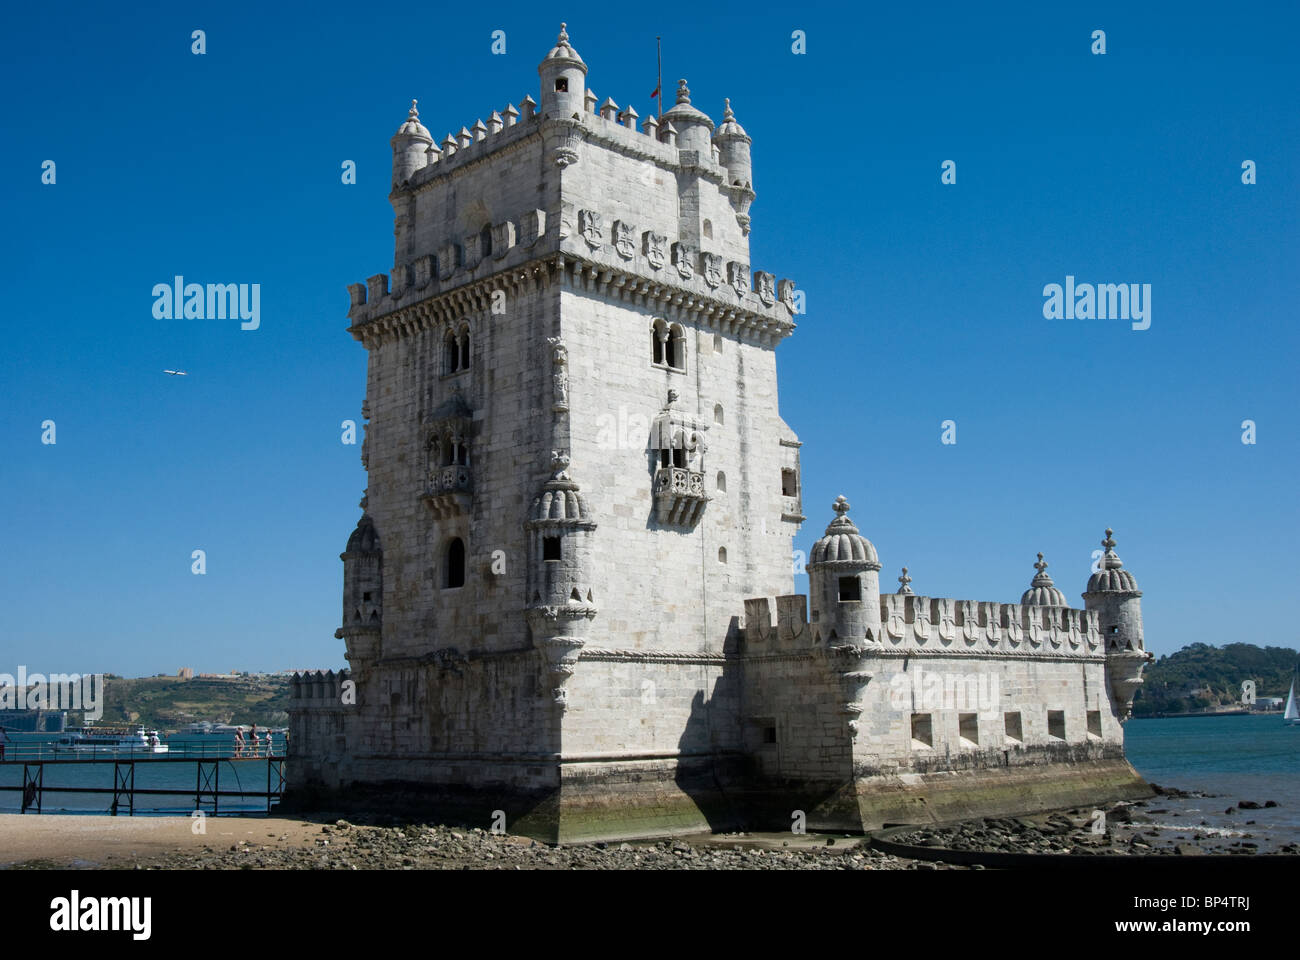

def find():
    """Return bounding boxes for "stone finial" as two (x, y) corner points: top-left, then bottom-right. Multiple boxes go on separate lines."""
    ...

(584, 88), (598, 114)
(1035, 552), (1048, 575)
(621, 105), (639, 131)
(520, 95), (537, 120)
(557, 21), (569, 44)
(458, 126), (473, 148)
(644, 114), (659, 138)
(661, 121), (677, 147)
(408, 99), (420, 120)
(676, 78), (691, 104)
(897, 567), (913, 595)
(441, 133), (457, 156)
(723, 98), (734, 121)
(600, 97), (619, 121)
(1099, 528), (1127, 570)
(488, 111), (503, 134)
(832, 495), (851, 518)
(472, 119), (488, 141)
(426, 143), (441, 164)
(503, 103), (520, 127)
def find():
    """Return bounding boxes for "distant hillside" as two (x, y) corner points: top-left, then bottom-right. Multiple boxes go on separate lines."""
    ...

(72, 676), (292, 730)
(1133, 642), (1299, 716)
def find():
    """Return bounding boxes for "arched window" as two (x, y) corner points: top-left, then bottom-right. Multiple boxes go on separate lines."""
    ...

(716, 471), (726, 493)
(459, 328), (470, 371)
(665, 323), (686, 371)
(444, 330), (460, 374)
(717, 546), (727, 563)
(702, 218), (713, 239)
(442, 435), (468, 467)
(651, 318), (667, 365)
(714, 403), (724, 425)
(445, 538), (466, 588)
(479, 224), (492, 259)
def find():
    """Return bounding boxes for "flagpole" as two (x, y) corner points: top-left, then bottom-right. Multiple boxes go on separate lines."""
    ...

(656, 36), (662, 120)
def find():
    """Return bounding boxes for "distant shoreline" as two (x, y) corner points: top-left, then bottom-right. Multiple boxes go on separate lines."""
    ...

(1134, 709), (1269, 720)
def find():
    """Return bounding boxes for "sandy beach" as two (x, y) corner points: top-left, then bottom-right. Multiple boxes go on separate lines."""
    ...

(0, 814), (324, 868)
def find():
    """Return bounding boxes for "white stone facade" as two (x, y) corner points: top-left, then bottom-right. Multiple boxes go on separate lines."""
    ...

(288, 26), (1153, 841)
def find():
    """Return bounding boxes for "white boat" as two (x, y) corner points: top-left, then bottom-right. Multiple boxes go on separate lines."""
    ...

(181, 721), (243, 736)
(54, 726), (169, 753)
(1285, 670), (1300, 725)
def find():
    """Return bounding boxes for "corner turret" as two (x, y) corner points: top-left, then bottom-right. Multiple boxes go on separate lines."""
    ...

(808, 496), (883, 643)
(390, 100), (432, 187)
(538, 22), (587, 119)
(660, 79), (714, 154)
(524, 452), (598, 709)
(337, 514), (383, 674)
(1082, 529), (1152, 719)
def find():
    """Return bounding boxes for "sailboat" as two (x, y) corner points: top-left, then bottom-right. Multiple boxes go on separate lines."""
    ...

(1285, 664), (1300, 725)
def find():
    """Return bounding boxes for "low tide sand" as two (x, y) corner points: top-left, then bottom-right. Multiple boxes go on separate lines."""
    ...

(0, 814), (322, 868)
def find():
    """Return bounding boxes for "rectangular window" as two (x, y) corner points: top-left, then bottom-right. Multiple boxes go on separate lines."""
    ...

(781, 468), (798, 497)
(1047, 710), (1066, 741)
(763, 726), (777, 745)
(1004, 711), (1022, 744)
(1087, 710), (1102, 739)
(911, 713), (933, 749)
(959, 713), (978, 747)
(838, 576), (861, 602)
(543, 537), (561, 561)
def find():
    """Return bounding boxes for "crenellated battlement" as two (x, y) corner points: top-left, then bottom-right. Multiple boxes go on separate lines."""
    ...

(743, 593), (1104, 659)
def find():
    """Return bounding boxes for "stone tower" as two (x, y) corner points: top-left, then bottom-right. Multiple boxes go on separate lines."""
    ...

(289, 24), (804, 840)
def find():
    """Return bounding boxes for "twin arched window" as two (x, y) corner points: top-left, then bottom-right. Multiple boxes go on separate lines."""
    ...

(651, 319), (686, 371)
(444, 324), (471, 374)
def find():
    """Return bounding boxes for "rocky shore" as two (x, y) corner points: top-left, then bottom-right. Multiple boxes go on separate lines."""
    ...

(3, 784), (1295, 869)
(892, 785), (1298, 858)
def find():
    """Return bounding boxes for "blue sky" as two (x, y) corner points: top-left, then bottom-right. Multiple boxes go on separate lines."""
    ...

(2, 1), (1296, 675)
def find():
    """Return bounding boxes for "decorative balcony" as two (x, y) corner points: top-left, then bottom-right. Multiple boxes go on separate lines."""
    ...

(421, 464), (472, 519)
(653, 466), (707, 526)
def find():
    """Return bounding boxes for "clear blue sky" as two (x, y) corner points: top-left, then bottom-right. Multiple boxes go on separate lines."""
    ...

(2, 1), (1296, 676)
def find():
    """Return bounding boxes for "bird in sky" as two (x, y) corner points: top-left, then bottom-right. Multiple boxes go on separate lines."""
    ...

(163, 369), (188, 376)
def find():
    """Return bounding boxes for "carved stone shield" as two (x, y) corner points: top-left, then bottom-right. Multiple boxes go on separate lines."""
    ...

(728, 261), (750, 298)
(672, 242), (696, 280)
(702, 252), (723, 288)
(984, 602), (1001, 647)
(937, 598), (956, 643)
(579, 209), (603, 249)
(613, 220), (636, 260)
(912, 596), (931, 643)
(755, 271), (775, 305)
(1004, 604), (1023, 644)
(643, 231), (666, 269)
(886, 598), (905, 640)
(961, 601), (980, 645)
